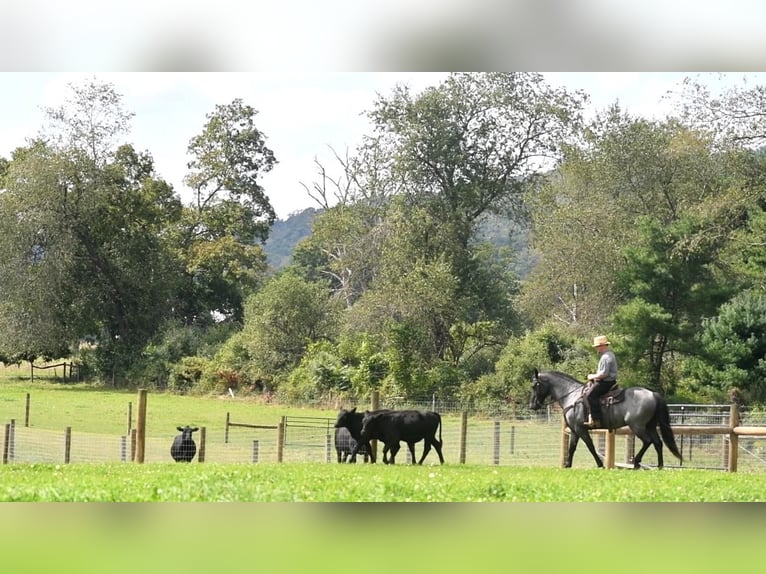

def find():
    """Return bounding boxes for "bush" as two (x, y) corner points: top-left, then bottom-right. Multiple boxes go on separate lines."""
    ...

(168, 356), (211, 395)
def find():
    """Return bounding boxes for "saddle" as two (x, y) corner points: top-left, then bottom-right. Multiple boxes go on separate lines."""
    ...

(580, 381), (625, 418)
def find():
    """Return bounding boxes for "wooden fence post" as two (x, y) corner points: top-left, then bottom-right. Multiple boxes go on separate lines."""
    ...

(560, 417), (569, 468)
(135, 389), (147, 463)
(605, 430), (615, 469)
(126, 402), (132, 435)
(2, 423), (9, 464)
(198, 427), (206, 463)
(25, 393), (30, 427)
(225, 412), (230, 443)
(277, 416), (285, 463)
(64, 427), (71, 464)
(9, 419), (15, 462)
(370, 391), (380, 462)
(130, 428), (137, 462)
(728, 402), (740, 472)
(493, 421), (501, 465)
(459, 411), (467, 464)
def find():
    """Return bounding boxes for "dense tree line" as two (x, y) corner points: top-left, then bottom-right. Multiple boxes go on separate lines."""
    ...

(3, 73), (766, 407)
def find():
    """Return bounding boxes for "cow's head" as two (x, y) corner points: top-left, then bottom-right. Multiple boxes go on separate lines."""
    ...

(176, 425), (199, 438)
(334, 407), (357, 428)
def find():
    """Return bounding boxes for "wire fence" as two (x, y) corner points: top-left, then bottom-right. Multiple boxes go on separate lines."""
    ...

(4, 402), (766, 471)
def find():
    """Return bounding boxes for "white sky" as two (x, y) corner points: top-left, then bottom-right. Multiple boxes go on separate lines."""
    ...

(1, 72), (765, 219)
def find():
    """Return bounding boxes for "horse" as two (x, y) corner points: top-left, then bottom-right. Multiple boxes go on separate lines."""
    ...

(529, 369), (682, 469)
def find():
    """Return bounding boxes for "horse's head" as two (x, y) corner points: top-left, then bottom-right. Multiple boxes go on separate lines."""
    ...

(529, 369), (550, 410)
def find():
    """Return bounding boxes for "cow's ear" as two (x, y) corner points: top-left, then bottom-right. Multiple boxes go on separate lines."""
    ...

(350, 407), (356, 413)
(534, 369), (539, 377)
(192, 427), (199, 432)
(177, 426), (184, 432)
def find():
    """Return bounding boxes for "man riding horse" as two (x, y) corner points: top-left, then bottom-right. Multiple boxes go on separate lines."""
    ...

(585, 335), (618, 428)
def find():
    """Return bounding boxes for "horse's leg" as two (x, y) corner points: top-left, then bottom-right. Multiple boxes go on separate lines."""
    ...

(647, 427), (664, 469)
(632, 439), (652, 469)
(565, 432), (579, 468)
(632, 426), (664, 468)
(579, 431), (604, 468)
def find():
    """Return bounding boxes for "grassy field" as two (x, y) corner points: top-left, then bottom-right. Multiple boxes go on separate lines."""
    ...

(2, 368), (766, 504)
(1, 369), (762, 572)
(0, 461), (765, 502)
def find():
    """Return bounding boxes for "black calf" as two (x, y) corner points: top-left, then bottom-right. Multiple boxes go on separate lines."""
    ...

(171, 425), (199, 462)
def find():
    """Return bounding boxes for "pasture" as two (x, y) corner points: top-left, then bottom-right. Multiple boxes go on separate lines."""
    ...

(2, 371), (764, 573)
(1, 460), (765, 502)
(2, 369), (766, 503)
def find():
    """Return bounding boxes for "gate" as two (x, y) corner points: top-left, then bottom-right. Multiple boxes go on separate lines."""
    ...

(283, 416), (336, 463)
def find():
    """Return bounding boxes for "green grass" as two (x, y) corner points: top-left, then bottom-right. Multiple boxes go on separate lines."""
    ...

(1, 373), (762, 572)
(2, 375), (766, 505)
(1, 462), (764, 502)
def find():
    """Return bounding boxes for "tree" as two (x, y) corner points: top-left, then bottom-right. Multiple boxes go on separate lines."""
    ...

(0, 144), (75, 362)
(676, 74), (766, 149)
(43, 77), (134, 166)
(176, 99), (277, 323)
(363, 74), (585, 346)
(0, 80), (185, 380)
(611, 216), (734, 393)
(690, 291), (766, 403)
(520, 107), (739, 332)
(293, 203), (384, 308)
(239, 272), (341, 379)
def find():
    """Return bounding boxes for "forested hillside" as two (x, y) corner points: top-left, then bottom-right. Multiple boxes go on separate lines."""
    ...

(265, 208), (532, 276)
(264, 208), (319, 269)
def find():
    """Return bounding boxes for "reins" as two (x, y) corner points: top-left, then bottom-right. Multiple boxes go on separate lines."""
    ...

(535, 377), (587, 411)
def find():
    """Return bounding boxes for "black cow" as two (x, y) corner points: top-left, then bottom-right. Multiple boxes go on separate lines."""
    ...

(171, 425), (199, 462)
(354, 410), (444, 465)
(334, 407), (392, 464)
(334, 426), (370, 463)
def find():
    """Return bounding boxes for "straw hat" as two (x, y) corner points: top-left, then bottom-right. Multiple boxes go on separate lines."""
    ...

(592, 335), (611, 347)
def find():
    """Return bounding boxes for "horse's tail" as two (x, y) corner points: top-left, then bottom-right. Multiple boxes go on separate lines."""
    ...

(655, 392), (682, 461)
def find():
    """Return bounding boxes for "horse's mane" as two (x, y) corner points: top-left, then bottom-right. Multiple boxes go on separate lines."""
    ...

(541, 370), (583, 384)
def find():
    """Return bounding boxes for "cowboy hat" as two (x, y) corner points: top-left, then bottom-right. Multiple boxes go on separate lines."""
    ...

(592, 335), (611, 347)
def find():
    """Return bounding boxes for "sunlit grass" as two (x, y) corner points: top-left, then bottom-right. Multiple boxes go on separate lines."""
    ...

(0, 462), (763, 502)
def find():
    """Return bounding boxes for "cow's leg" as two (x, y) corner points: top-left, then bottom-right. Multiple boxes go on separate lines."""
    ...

(388, 442), (400, 464)
(416, 440), (430, 464)
(420, 437), (444, 464)
(404, 441), (416, 464)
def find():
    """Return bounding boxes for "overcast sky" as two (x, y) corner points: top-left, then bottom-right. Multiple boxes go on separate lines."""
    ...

(1, 72), (765, 219)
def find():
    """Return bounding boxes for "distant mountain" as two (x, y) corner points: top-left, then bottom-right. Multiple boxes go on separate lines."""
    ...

(264, 208), (318, 269)
(263, 207), (533, 277)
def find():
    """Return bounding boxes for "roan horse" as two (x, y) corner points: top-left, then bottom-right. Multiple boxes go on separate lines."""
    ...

(530, 369), (682, 469)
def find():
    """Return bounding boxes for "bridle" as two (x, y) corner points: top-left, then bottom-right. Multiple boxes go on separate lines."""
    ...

(532, 375), (586, 410)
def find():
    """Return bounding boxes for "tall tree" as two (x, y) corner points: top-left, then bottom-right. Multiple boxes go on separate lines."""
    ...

(612, 215), (734, 393)
(322, 73), (585, 363)
(0, 80), (184, 377)
(520, 108), (736, 333)
(177, 99), (277, 322)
